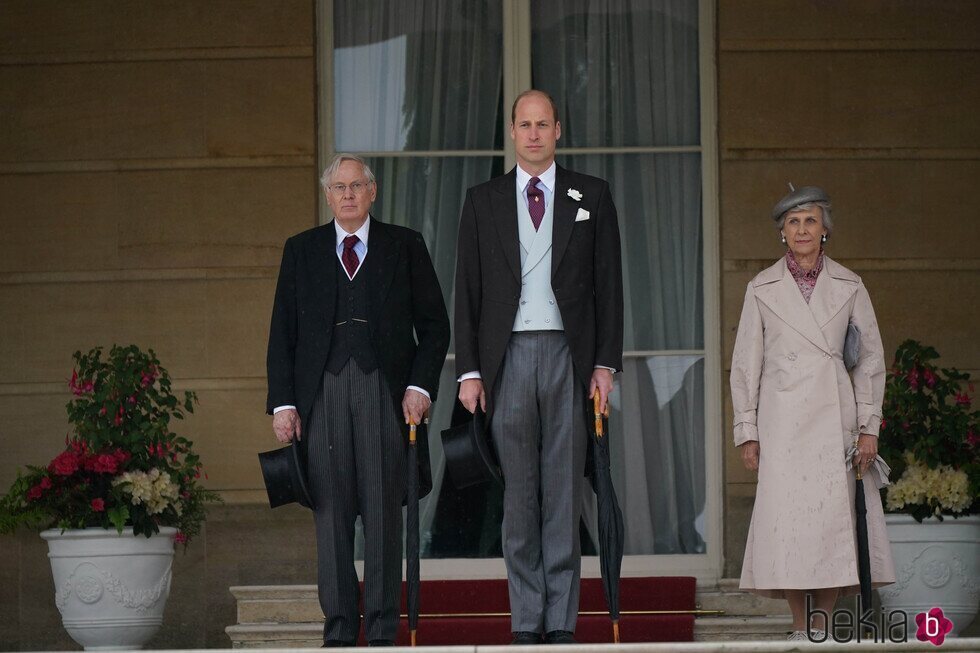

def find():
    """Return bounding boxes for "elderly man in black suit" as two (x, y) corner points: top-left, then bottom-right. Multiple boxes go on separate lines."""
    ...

(266, 153), (450, 647)
(454, 90), (624, 645)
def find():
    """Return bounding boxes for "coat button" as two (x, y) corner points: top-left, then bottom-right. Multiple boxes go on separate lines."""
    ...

(787, 353), (797, 361)
(549, 300), (555, 305)
(521, 301), (526, 305)
(524, 320), (530, 325)
(545, 319), (551, 324)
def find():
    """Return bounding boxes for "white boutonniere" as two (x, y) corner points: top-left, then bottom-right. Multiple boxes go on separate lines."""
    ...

(567, 188), (583, 202)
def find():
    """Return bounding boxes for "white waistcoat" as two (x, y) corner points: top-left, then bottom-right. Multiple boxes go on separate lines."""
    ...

(512, 186), (564, 332)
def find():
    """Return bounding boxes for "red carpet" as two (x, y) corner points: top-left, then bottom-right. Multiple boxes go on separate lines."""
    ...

(364, 576), (695, 646)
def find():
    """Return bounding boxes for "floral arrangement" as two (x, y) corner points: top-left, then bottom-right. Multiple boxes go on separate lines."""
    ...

(0, 345), (220, 544)
(879, 340), (979, 521)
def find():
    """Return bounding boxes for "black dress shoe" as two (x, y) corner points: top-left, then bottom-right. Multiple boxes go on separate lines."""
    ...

(511, 631), (542, 645)
(323, 640), (354, 648)
(544, 630), (577, 644)
(368, 640), (395, 647)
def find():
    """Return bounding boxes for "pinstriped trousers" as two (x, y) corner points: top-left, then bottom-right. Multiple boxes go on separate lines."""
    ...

(306, 360), (405, 643)
(491, 331), (587, 634)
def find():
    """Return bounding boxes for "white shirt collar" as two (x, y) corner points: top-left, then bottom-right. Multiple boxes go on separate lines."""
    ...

(334, 217), (370, 248)
(515, 161), (556, 194)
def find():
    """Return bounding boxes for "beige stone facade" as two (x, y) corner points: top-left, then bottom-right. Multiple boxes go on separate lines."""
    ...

(1, 1), (977, 648)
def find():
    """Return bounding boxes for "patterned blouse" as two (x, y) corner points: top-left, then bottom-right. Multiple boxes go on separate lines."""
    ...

(785, 249), (824, 304)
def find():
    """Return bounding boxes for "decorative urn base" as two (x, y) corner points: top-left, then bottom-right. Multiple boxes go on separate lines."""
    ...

(880, 514), (980, 637)
(41, 527), (176, 650)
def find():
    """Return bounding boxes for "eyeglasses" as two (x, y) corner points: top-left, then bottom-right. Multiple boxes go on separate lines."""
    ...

(326, 180), (373, 196)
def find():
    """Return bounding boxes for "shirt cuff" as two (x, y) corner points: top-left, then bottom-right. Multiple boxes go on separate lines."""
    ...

(458, 371), (482, 382)
(406, 385), (430, 400)
(594, 365), (617, 373)
(273, 405), (297, 414)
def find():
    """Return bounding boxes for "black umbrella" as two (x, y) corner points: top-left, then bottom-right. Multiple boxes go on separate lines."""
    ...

(590, 392), (625, 643)
(406, 417), (424, 646)
(854, 466), (873, 618)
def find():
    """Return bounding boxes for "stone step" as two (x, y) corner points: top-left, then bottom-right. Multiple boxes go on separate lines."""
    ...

(231, 585), (322, 625)
(694, 579), (791, 617)
(693, 616), (793, 642)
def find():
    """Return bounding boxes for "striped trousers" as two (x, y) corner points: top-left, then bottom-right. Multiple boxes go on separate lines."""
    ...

(491, 331), (587, 634)
(306, 360), (405, 643)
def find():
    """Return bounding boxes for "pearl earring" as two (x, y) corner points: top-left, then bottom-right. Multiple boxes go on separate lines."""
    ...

(821, 234), (827, 243)
(781, 235), (787, 244)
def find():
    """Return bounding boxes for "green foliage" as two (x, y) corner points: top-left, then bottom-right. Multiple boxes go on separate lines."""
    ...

(879, 340), (980, 521)
(0, 345), (221, 546)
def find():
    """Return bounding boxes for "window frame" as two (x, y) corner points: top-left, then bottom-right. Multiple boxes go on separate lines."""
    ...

(315, 0), (722, 583)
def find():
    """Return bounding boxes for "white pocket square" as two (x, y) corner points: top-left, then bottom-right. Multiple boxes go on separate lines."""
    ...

(575, 208), (590, 222)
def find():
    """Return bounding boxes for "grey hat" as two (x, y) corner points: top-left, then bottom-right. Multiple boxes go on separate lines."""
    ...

(771, 184), (830, 221)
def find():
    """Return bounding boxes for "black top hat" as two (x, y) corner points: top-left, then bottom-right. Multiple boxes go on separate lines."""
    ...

(258, 442), (316, 510)
(441, 410), (503, 489)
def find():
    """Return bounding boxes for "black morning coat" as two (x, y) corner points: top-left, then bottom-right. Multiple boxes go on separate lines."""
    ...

(453, 165), (625, 421)
(266, 217), (451, 434)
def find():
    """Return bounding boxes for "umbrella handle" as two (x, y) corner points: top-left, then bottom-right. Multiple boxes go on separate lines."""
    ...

(410, 629), (417, 647)
(613, 620), (620, 644)
(409, 419), (417, 445)
(593, 392), (604, 437)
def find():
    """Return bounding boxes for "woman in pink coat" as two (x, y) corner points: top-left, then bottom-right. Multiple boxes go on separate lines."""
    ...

(730, 186), (895, 641)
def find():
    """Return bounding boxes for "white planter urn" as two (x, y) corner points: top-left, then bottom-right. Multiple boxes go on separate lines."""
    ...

(880, 514), (980, 637)
(41, 526), (176, 650)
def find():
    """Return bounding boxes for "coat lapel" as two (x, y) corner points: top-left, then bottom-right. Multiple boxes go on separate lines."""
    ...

(753, 259), (832, 355)
(490, 169), (522, 284)
(306, 222), (337, 327)
(551, 165), (578, 277)
(366, 217), (400, 329)
(809, 256), (860, 328)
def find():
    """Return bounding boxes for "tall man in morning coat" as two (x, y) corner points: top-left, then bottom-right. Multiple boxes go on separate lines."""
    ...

(454, 90), (624, 645)
(267, 154), (450, 647)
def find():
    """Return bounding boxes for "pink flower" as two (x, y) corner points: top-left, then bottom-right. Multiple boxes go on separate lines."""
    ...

(39, 476), (52, 490)
(174, 532), (187, 544)
(99, 406), (107, 416)
(127, 394), (137, 405)
(68, 370), (82, 396)
(968, 430), (980, 448)
(906, 367), (920, 390)
(27, 485), (43, 500)
(923, 369), (937, 388)
(49, 451), (81, 476)
(880, 418), (887, 430)
(92, 454), (118, 474)
(955, 392), (971, 407)
(90, 498), (105, 512)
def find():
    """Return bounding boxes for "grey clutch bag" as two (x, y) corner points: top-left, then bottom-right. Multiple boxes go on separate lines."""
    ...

(843, 322), (861, 370)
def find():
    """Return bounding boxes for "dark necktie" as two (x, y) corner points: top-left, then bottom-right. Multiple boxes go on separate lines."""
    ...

(527, 176), (545, 231)
(342, 235), (360, 278)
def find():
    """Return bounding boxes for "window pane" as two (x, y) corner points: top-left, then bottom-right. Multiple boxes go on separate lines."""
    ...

(557, 153), (703, 350)
(602, 354), (706, 554)
(531, 0), (700, 148)
(334, 1), (503, 151)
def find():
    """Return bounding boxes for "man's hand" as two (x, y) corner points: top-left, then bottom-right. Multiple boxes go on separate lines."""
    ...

(739, 441), (760, 471)
(589, 368), (615, 415)
(459, 379), (486, 414)
(402, 388), (431, 426)
(273, 408), (302, 443)
(853, 433), (878, 474)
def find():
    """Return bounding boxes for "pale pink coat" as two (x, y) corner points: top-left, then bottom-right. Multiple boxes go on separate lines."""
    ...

(731, 256), (896, 598)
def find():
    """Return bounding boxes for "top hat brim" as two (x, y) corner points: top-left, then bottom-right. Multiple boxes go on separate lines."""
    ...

(441, 410), (503, 489)
(258, 442), (316, 510)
